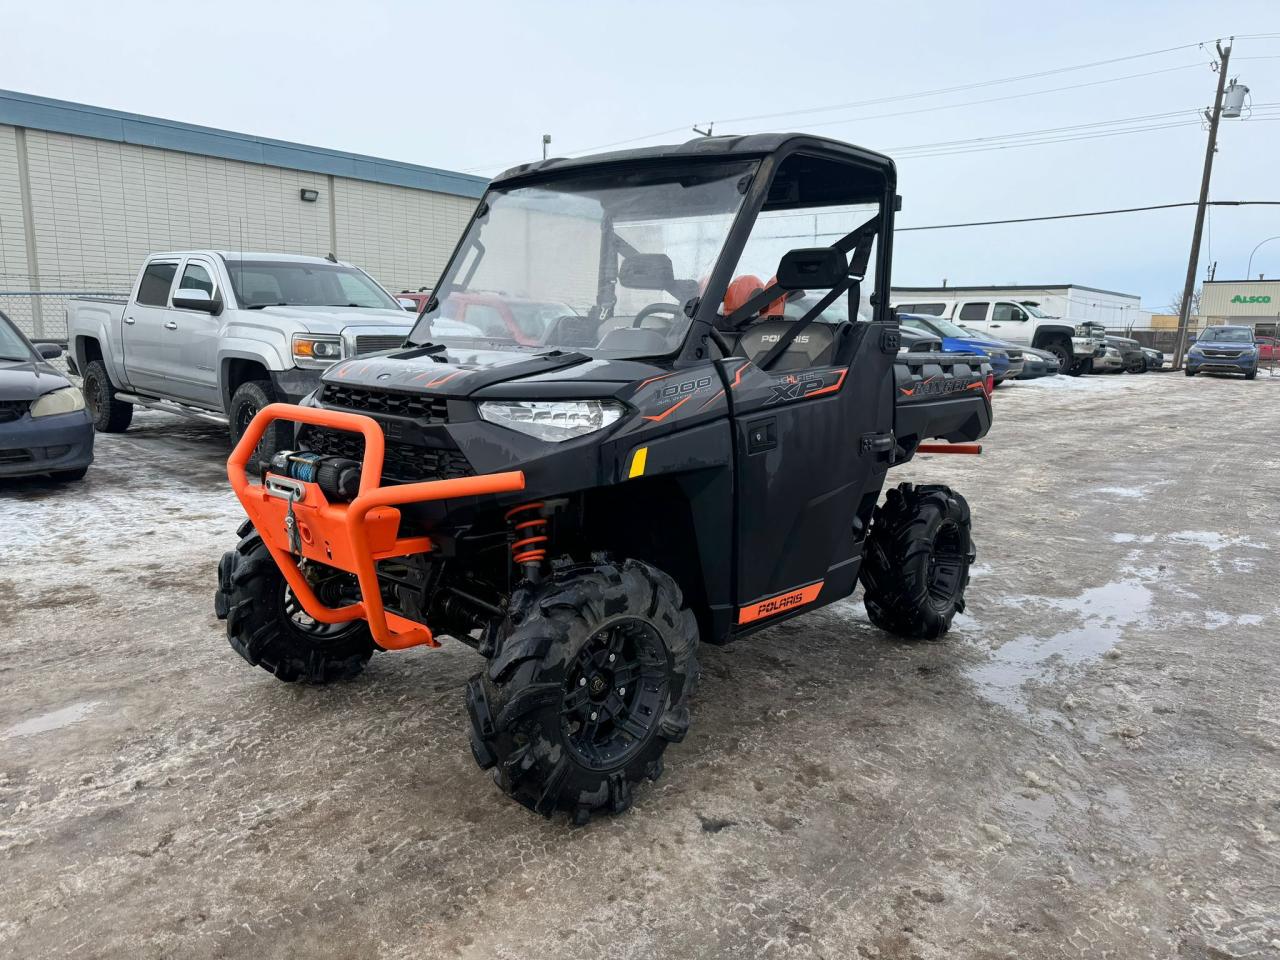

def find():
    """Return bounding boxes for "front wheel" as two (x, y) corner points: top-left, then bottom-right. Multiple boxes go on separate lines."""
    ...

(467, 559), (699, 824)
(228, 379), (293, 458)
(1185, 367), (1196, 377)
(860, 483), (974, 640)
(214, 525), (374, 683)
(1244, 368), (1258, 380)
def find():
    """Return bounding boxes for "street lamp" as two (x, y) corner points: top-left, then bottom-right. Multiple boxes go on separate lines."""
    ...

(1246, 235), (1280, 280)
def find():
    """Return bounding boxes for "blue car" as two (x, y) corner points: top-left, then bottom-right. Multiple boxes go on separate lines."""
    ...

(1185, 326), (1259, 379)
(898, 313), (1021, 382)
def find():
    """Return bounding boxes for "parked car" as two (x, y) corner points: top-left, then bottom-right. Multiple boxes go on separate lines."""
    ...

(0, 308), (93, 481)
(439, 292), (580, 346)
(1185, 325), (1260, 379)
(397, 290), (432, 313)
(897, 313), (1022, 382)
(1016, 345), (1061, 379)
(891, 296), (1105, 375)
(899, 327), (943, 352)
(1254, 335), (1277, 363)
(1088, 345), (1125, 374)
(1106, 335), (1147, 373)
(66, 251), (415, 447)
(1141, 346), (1165, 371)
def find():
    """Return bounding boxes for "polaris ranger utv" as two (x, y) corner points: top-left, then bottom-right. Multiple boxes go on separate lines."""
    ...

(214, 133), (992, 823)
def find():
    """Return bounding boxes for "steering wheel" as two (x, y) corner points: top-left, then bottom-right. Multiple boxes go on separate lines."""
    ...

(631, 302), (680, 329)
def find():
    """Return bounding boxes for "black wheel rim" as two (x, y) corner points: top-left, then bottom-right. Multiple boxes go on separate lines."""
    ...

(235, 401), (259, 439)
(85, 374), (102, 420)
(561, 619), (669, 770)
(279, 562), (362, 641)
(926, 521), (966, 612)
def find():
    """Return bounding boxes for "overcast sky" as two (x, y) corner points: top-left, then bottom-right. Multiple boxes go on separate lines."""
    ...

(3, 1), (1279, 311)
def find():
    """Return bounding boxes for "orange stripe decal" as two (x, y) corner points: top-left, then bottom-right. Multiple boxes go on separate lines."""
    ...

(737, 580), (824, 624)
(803, 369), (847, 399)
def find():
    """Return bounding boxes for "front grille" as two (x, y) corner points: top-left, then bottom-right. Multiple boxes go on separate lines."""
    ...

(300, 426), (473, 485)
(1202, 349), (1242, 359)
(0, 400), (29, 424)
(1005, 349), (1023, 361)
(0, 448), (33, 464)
(355, 335), (407, 356)
(320, 384), (449, 423)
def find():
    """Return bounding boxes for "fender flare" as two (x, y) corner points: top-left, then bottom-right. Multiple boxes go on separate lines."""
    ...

(218, 341), (286, 411)
(1031, 324), (1074, 350)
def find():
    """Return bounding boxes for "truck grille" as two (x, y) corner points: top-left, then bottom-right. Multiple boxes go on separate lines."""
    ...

(0, 400), (30, 423)
(299, 426), (473, 485)
(320, 384), (449, 423)
(354, 335), (406, 356)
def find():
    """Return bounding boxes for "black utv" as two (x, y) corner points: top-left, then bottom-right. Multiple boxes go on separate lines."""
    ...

(215, 133), (992, 823)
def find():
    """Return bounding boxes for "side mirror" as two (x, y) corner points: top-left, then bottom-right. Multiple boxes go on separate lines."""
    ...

(618, 254), (675, 291)
(35, 342), (63, 360)
(173, 288), (218, 313)
(776, 247), (847, 290)
(397, 298), (418, 311)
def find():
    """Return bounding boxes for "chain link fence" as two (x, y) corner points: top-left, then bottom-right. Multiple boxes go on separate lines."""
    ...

(0, 289), (130, 341)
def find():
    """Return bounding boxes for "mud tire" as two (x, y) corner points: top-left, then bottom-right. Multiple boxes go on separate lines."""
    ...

(214, 525), (374, 683)
(466, 559), (699, 824)
(860, 482), (974, 641)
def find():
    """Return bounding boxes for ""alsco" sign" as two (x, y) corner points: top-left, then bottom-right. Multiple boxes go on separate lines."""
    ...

(1231, 294), (1272, 304)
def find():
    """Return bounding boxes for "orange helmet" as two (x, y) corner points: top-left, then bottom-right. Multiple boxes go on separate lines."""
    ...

(762, 275), (787, 318)
(723, 274), (763, 315)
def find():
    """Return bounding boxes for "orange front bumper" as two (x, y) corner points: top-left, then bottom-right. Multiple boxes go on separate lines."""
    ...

(227, 403), (525, 651)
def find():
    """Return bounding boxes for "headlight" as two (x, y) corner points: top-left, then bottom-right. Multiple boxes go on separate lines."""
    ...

(30, 387), (86, 418)
(1188, 344), (1203, 354)
(1074, 324), (1090, 337)
(478, 400), (625, 442)
(292, 334), (345, 368)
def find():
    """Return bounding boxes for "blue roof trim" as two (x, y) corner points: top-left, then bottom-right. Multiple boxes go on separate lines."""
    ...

(0, 89), (488, 200)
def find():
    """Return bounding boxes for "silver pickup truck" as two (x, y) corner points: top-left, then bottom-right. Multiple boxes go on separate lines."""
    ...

(66, 251), (415, 445)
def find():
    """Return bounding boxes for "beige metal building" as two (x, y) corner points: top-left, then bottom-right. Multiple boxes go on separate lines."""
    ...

(1200, 280), (1280, 331)
(0, 90), (486, 338)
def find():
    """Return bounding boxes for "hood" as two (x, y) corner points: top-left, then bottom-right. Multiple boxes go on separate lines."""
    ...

(250, 304), (414, 333)
(321, 345), (671, 399)
(0, 356), (72, 402)
(1192, 338), (1255, 350)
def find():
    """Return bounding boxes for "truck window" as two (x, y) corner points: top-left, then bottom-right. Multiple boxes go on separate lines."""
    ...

(178, 262), (215, 296)
(992, 302), (1025, 322)
(958, 302), (989, 323)
(897, 302), (945, 316)
(137, 262), (179, 307)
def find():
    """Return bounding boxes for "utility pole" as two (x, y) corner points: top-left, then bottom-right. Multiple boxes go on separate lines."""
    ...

(542, 134), (551, 160)
(1172, 40), (1232, 369)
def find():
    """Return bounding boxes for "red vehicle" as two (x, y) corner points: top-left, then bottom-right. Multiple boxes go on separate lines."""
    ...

(440, 292), (579, 346)
(1256, 335), (1278, 363)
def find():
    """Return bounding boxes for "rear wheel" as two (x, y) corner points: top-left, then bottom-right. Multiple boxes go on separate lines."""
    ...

(214, 525), (374, 683)
(82, 359), (133, 432)
(860, 483), (974, 640)
(467, 559), (699, 824)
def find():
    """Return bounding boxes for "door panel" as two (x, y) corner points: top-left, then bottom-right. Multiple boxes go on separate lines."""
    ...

(167, 258), (222, 406)
(988, 301), (1031, 346)
(729, 322), (895, 627)
(955, 300), (991, 337)
(121, 260), (179, 394)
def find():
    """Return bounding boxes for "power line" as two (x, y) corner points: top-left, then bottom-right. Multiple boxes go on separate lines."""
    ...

(898, 200), (1280, 231)
(458, 36), (1231, 173)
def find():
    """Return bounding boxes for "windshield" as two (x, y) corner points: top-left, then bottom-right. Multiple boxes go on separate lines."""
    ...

(0, 311), (36, 361)
(226, 261), (399, 310)
(1019, 302), (1052, 318)
(904, 314), (972, 339)
(1200, 327), (1253, 343)
(408, 160), (756, 357)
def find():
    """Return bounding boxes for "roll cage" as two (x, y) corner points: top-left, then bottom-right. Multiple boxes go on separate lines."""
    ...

(413, 134), (897, 368)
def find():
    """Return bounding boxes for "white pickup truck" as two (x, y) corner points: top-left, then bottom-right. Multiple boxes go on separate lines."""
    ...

(890, 296), (1106, 375)
(66, 251), (415, 445)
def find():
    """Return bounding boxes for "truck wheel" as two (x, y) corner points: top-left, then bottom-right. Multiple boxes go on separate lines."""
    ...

(1044, 340), (1072, 375)
(228, 380), (292, 457)
(214, 526), (374, 683)
(860, 483), (974, 641)
(467, 559), (699, 824)
(82, 359), (133, 432)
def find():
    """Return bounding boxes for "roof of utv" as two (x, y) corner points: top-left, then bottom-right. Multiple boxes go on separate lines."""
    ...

(492, 133), (895, 187)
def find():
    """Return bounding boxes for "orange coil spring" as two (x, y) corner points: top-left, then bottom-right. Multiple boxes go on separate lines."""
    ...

(505, 501), (548, 564)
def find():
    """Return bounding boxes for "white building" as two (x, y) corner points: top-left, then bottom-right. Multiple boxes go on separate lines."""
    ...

(890, 283), (1150, 333)
(0, 90), (487, 338)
